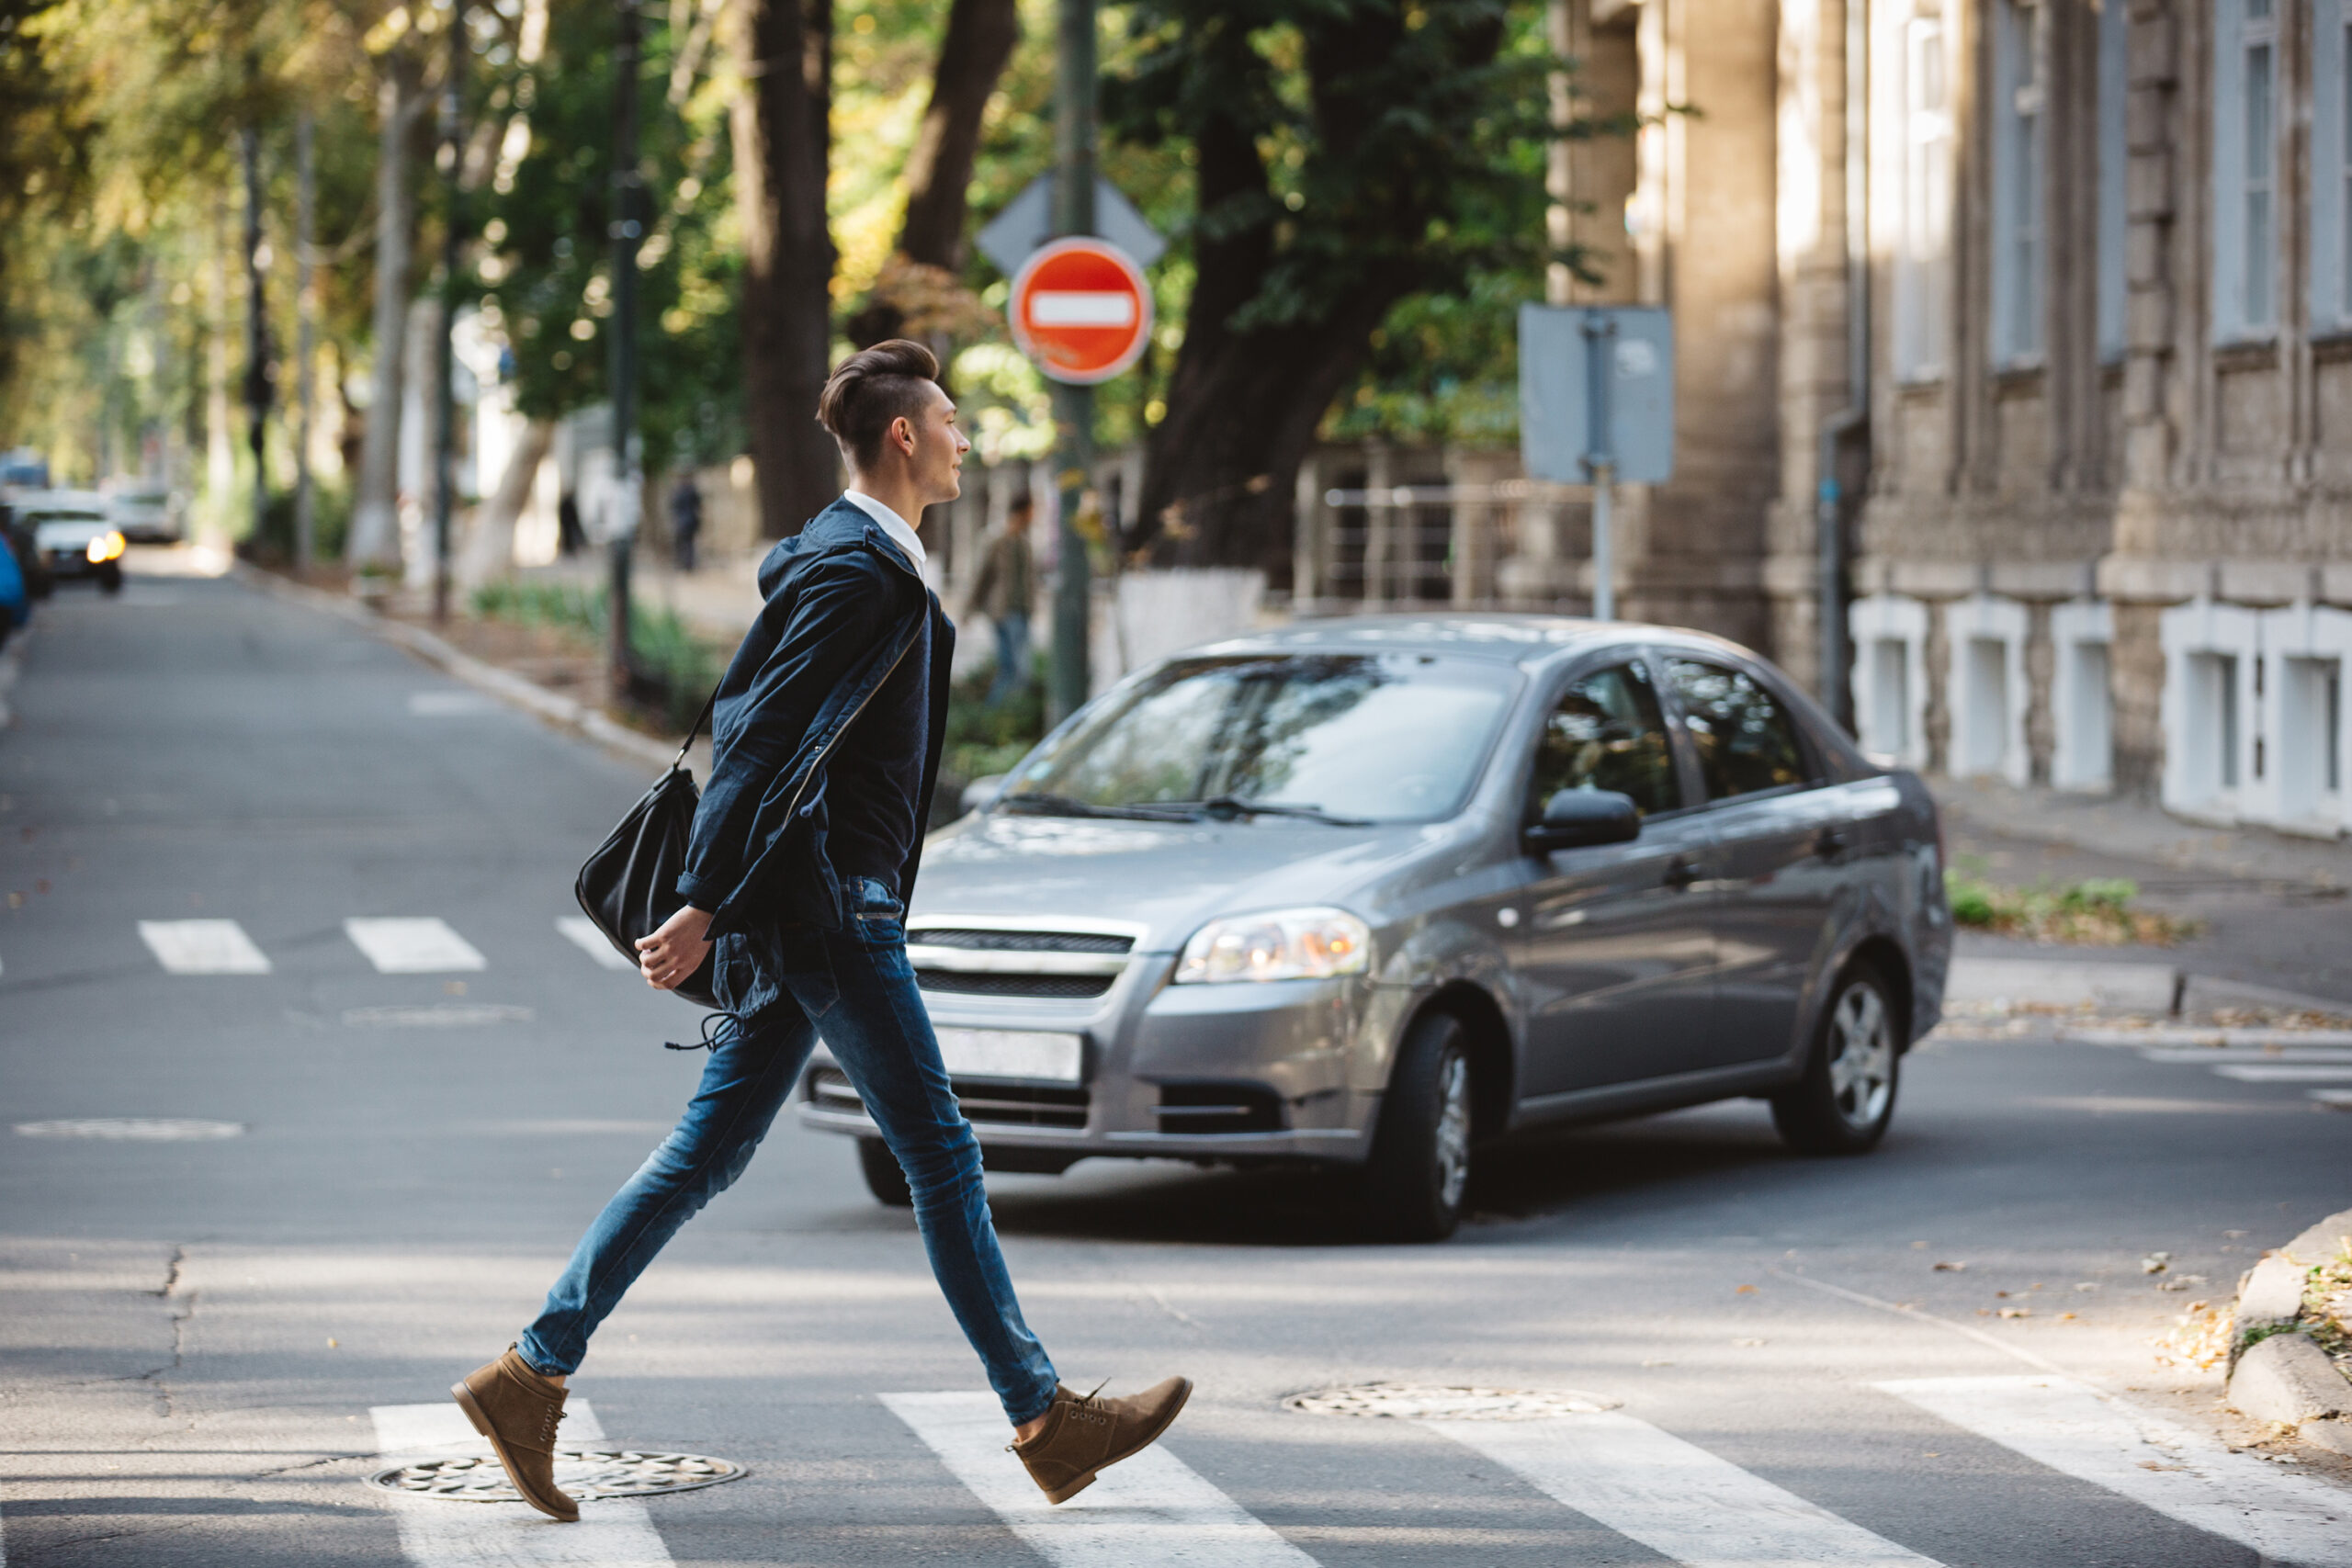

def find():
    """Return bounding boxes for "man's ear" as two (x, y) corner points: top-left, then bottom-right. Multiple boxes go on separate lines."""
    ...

(893, 415), (917, 457)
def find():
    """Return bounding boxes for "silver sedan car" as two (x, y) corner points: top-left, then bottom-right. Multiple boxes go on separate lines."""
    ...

(798, 615), (1951, 1240)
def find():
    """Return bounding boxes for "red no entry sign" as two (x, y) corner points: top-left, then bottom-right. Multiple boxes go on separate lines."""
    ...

(1009, 238), (1154, 385)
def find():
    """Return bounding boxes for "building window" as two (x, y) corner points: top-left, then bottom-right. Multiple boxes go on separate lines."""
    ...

(1895, 13), (1953, 380)
(2096, 0), (2127, 361)
(2052, 599), (2115, 793)
(2213, 0), (2281, 342)
(1943, 595), (2029, 785)
(2314, 0), (2352, 333)
(1990, 0), (2045, 367)
(2160, 600), (2261, 819)
(1849, 594), (1929, 768)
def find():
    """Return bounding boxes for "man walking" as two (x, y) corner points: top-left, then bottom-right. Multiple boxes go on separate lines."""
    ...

(959, 491), (1035, 705)
(668, 471), (703, 572)
(452, 341), (1190, 1521)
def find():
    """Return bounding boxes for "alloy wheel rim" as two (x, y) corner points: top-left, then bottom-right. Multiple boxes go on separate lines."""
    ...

(1826, 981), (1894, 1130)
(1434, 1051), (1472, 1211)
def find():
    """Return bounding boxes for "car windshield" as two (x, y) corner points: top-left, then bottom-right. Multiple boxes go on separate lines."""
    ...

(1002, 652), (1517, 823)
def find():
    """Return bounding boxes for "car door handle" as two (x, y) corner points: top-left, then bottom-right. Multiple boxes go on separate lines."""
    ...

(1663, 857), (1702, 889)
(1814, 827), (1849, 859)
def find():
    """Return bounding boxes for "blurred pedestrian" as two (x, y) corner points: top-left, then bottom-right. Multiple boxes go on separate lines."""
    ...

(960, 492), (1034, 705)
(451, 340), (1190, 1524)
(669, 472), (702, 572)
(556, 491), (583, 557)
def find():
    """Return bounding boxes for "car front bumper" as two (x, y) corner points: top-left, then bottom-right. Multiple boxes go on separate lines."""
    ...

(793, 955), (1375, 1163)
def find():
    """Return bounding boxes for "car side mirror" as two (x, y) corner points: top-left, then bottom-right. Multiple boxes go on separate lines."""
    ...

(1522, 788), (1641, 853)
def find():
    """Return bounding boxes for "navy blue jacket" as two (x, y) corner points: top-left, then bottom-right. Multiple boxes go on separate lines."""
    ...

(676, 501), (955, 1012)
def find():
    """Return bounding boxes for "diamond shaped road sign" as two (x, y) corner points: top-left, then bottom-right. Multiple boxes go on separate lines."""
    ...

(975, 174), (1167, 278)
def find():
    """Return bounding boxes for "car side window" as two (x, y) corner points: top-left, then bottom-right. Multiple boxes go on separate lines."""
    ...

(1663, 657), (1813, 801)
(1528, 661), (1682, 818)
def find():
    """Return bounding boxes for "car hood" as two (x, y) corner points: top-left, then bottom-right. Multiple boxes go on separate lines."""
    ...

(912, 811), (1459, 953)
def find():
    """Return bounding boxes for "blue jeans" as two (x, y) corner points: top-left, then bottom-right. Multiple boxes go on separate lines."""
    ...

(518, 879), (1060, 1425)
(989, 613), (1030, 706)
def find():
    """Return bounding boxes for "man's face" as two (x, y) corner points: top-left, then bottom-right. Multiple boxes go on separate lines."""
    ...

(1008, 504), (1032, 536)
(892, 382), (970, 512)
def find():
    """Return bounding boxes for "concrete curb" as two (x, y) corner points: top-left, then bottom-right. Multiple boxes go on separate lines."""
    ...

(2225, 1205), (2352, 1451)
(229, 562), (678, 774)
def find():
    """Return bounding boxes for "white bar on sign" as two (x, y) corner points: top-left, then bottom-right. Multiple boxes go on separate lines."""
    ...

(881, 1392), (1315, 1568)
(345, 918), (488, 974)
(1030, 292), (1137, 328)
(369, 1401), (676, 1568)
(1427, 1413), (1942, 1567)
(557, 917), (638, 972)
(139, 919), (273, 975)
(2211, 1064), (2352, 1082)
(934, 1028), (1083, 1083)
(1875, 1376), (2352, 1566)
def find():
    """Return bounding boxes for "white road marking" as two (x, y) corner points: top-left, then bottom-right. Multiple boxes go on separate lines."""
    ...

(1426, 1412), (1940, 1567)
(556, 917), (637, 972)
(881, 1391), (1317, 1568)
(408, 691), (500, 716)
(369, 1400), (674, 1567)
(1876, 1376), (2352, 1566)
(2140, 1047), (2352, 1065)
(2315, 1089), (2352, 1109)
(2210, 1064), (2352, 1083)
(345, 918), (488, 974)
(138, 919), (272, 975)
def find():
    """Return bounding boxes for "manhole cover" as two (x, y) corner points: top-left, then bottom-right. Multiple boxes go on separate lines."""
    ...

(1283, 1382), (1620, 1420)
(14, 1119), (245, 1141)
(365, 1450), (747, 1502)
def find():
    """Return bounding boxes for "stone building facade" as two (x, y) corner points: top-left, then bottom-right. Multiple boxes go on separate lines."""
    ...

(1504, 0), (2352, 836)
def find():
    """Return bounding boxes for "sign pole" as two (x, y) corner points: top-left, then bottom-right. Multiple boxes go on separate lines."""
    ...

(1047, 0), (1096, 723)
(1581, 312), (1617, 622)
(607, 0), (644, 700)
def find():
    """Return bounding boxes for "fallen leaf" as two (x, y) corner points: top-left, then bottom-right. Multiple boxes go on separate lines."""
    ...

(1999, 1307), (2031, 1319)
(1934, 1261), (1967, 1272)
(2142, 1252), (2172, 1275)
(2057, 1312), (2078, 1321)
(2075, 1282), (2100, 1292)
(1735, 1284), (1758, 1294)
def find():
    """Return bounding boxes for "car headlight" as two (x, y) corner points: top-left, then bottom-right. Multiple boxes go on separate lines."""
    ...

(85, 531), (124, 563)
(1172, 907), (1372, 984)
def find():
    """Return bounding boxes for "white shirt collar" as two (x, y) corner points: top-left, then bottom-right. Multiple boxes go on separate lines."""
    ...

(841, 490), (926, 569)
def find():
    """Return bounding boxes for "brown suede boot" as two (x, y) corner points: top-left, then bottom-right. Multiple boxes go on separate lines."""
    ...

(451, 1345), (579, 1521)
(1011, 1377), (1193, 1505)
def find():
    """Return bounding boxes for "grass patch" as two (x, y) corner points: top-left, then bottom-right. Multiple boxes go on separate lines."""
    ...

(943, 651), (1048, 787)
(1945, 862), (2199, 945)
(470, 578), (722, 732)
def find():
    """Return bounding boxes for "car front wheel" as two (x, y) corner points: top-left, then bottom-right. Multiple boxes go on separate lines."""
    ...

(1770, 962), (1901, 1155)
(856, 1137), (913, 1207)
(1363, 1011), (1475, 1242)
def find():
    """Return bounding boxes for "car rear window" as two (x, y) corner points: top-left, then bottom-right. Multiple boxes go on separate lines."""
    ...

(1663, 657), (1814, 801)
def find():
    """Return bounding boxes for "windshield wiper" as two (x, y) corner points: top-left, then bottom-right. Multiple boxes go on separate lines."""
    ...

(996, 792), (1196, 821)
(1148, 795), (1374, 827)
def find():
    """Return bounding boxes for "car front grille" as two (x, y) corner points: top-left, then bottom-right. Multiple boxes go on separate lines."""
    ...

(906, 919), (1142, 1002)
(810, 1066), (1090, 1130)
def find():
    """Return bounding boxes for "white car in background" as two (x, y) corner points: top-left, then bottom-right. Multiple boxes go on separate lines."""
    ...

(11, 490), (126, 594)
(103, 481), (184, 545)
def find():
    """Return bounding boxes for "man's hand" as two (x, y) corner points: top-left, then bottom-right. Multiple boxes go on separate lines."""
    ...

(636, 905), (714, 990)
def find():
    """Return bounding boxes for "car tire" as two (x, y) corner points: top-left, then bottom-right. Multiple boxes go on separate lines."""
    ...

(1770, 960), (1902, 1156)
(1363, 1010), (1475, 1242)
(856, 1136), (913, 1207)
(98, 564), (123, 595)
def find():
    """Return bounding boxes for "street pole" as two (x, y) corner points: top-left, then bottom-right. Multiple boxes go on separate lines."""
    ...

(293, 113), (317, 573)
(239, 124), (271, 551)
(608, 0), (645, 699)
(1581, 311), (1615, 622)
(431, 0), (465, 625)
(1046, 0), (1095, 723)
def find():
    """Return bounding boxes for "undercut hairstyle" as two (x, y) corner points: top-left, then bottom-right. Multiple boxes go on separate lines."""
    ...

(816, 339), (943, 469)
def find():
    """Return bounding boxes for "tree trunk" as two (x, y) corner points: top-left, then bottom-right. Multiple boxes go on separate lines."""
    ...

(458, 416), (552, 590)
(729, 0), (840, 538)
(848, 0), (1019, 346)
(349, 66), (422, 570)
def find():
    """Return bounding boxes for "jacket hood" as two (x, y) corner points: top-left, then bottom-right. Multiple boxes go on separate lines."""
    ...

(910, 811), (1458, 953)
(755, 497), (926, 601)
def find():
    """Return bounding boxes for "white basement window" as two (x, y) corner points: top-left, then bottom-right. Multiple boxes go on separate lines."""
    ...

(1849, 594), (1930, 768)
(1943, 594), (2030, 784)
(2161, 599), (2263, 821)
(2051, 599), (2115, 793)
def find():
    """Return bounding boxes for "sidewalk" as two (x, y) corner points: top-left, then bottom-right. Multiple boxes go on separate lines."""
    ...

(1933, 774), (2352, 892)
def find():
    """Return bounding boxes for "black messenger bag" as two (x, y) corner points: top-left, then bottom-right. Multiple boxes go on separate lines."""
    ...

(574, 686), (721, 1010)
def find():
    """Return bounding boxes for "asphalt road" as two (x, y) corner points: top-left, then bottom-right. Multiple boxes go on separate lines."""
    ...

(2, 565), (2347, 1567)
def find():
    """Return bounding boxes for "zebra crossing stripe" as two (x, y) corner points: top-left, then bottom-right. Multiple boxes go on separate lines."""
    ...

(881, 1391), (1317, 1568)
(1425, 1412), (1942, 1568)
(368, 1400), (674, 1568)
(556, 917), (637, 972)
(345, 918), (488, 974)
(138, 919), (272, 975)
(1875, 1376), (2352, 1566)
(2211, 1064), (2352, 1083)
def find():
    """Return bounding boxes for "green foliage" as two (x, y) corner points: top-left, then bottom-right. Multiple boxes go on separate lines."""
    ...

(470, 576), (722, 731)
(943, 652), (1046, 786)
(1944, 865), (2194, 946)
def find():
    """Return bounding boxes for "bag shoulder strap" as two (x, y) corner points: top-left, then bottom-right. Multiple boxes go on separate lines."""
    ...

(670, 682), (720, 771)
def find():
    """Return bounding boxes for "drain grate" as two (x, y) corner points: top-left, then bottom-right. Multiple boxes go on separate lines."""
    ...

(14, 1119), (244, 1141)
(1283, 1382), (1620, 1421)
(366, 1449), (747, 1502)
